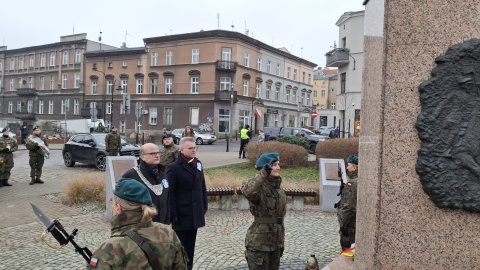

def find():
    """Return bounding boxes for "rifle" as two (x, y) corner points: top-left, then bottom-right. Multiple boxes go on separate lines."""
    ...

(334, 161), (345, 208)
(31, 203), (92, 266)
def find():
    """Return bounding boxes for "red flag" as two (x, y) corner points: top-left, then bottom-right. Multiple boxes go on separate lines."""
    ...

(255, 108), (262, 118)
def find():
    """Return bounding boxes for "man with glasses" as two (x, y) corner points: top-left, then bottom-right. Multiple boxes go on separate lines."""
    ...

(122, 143), (170, 225)
(166, 137), (208, 270)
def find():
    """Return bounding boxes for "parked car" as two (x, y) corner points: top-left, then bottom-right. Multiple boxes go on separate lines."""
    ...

(263, 127), (329, 154)
(171, 128), (217, 145)
(0, 127), (16, 138)
(62, 133), (140, 171)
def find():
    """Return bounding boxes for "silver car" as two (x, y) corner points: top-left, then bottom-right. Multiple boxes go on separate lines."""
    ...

(171, 128), (217, 145)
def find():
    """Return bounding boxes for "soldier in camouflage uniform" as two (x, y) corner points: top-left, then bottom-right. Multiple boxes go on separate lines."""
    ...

(241, 152), (286, 270)
(0, 128), (18, 187)
(105, 126), (122, 156)
(89, 178), (187, 269)
(336, 155), (359, 250)
(159, 133), (179, 167)
(26, 126), (48, 185)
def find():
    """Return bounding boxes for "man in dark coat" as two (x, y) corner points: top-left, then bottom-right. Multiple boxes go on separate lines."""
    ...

(166, 136), (208, 270)
(122, 143), (170, 225)
(20, 121), (28, 145)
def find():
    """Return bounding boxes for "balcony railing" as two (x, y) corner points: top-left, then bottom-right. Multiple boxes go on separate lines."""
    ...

(17, 88), (38, 96)
(214, 90), (238, 103)
(216, 60), (237, 72)
(325, 48), (350, 68)
(15, 111), (36, 120)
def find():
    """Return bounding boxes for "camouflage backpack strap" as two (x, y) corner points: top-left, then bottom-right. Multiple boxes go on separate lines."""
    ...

(123, 230), (161, 270)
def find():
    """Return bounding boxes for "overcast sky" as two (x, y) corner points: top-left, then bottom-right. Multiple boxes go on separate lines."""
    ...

(0, 0), (364, 68)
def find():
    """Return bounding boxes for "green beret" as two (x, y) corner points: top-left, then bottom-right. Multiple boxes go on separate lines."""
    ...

(162, 133), (173, 139)
(255, 152), (279, 169)
(110, 125), (116, 131)
(1, 127), (9, 133)
(33, 126), (40, 131)
(114, 178), (153, 206)
(347, 155), (358, 165)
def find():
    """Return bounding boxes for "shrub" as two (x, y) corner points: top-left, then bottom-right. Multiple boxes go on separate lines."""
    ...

(245, 141), (308, 168)
(62, 172), (106, 207)
(315, 137), (359, 162)
(277, 136), (309, 150)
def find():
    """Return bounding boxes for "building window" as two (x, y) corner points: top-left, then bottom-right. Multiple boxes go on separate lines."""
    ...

(74, 74), (80, 88)
(244, 52), (249, 67)
(29, 56), (35, 68)
(266, 85), (271, 100)
(301, 93), (305, 105)
(28, 77), (34, 88)
(18, 78), (23, 89)
(91, 80), (97, 94)
(9, 79), (14, 91)
(308, 74), (311, 84)
(9, 59), (14, 70)
(307, 93), (311, 106)
(40, 54), (46, 67)
(321, 90), (325, 98)
(276, 63), (280, 76)
(149, 107), (157, 125)
(8, 101), (12, 113)
(293, 69), (297, 80)
(313, 90), (318, 98)
(191, 77), (199, 93)
(75, 50), (81, 63)
(164, 107), (172, 125)
(257, 58), (262, 70)
(221, 47), (231, 61)
(27, 100), (33, 113)
(38, 100), (44, 114)
(62, 74), (68, 89)
(61, 99), (68, 114)
(292, 90), (297, 104)
(106, 102), (112, 115)
(286, 89), (290, 103)
(331, 103), (336, 110)
(48, 100), (54, 114)
(190, 107), (199, 126)
(136, 79), (143, 94)
(50, 75), (54, 90)
(49, 53), (56, 66)
(243, 79), (249, 96)
(302, 72), (306, 83)
(122, 61), (128, 67)
(220, 77), (231, 91)
(62, 51), (69, 65)
(340, 73), (346, 94)
(165, 78), (172, 94)
(19, 57), (24, 69)
(150, 78), (157, 94)
(192, 49), (199, 64)
(0, 60), (3, 71)
(256, 82), (261, 98)
(267, 61), (271, 73)
(218, 109), (230, 133)
(106, 80), (113, 95)
(287, 67), (291, 79)
(17, 101), (22, 112)
(73, 99), (79, 114)
(121, 80), (128, 93)
(274, 87), (280, 101)
(151, 52), (158, 66)
(166, 51), (173, 65)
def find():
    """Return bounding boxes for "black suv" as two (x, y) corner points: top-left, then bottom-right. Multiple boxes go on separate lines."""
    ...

(62, 133), (140, 171)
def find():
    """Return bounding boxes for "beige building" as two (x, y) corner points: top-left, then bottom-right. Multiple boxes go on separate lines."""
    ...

(312, 68), (338, 128)
(84, 30), (316, 136)
(0, 33), (115, 133)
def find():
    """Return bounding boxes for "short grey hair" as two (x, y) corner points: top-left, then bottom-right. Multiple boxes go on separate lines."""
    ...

(179, 137), (195, 148)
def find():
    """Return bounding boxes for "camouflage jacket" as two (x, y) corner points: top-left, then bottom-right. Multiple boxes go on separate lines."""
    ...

(105, 132), (121, 151)
(25, 134), (48, 157)
(337, 171), (358, 230)
(159, 144), (179, 167)
(90, 210), (187, 269)
(241, 171), (287, 251)
(0, 136), (18, 157)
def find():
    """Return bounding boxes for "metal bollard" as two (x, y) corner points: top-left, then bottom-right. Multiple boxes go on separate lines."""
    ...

(226, 132), (229, 152)
(141, 132), (145, 145)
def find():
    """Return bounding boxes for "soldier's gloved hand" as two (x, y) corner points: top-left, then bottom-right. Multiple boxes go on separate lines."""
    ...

(262, 163), (272, 177)
(2, 148), (9, 153)
(340, 227), (349, 236)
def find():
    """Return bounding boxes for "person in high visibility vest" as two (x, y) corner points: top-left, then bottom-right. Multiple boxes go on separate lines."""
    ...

(239, 125), (252, 159)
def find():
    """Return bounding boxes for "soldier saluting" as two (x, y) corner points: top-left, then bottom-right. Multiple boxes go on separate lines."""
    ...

(105, 126), (121, 156)
(0, 127), (18, 187)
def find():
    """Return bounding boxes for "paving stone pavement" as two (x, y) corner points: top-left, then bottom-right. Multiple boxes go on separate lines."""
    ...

(0, 144), (341, 269)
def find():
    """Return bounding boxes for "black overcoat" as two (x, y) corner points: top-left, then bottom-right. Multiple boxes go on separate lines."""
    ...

(166, 156), (208, 231)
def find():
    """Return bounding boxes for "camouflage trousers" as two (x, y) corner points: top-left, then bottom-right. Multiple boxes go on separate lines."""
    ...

(339, 227), (356, 250)
(107, 149), (118, 156)
(0, 154), (14, 180)
(29, 156), (45, 177)
(245, 248), (283, 270)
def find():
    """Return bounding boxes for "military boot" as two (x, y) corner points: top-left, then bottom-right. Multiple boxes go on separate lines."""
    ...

(35, 177), (44, 184)
(29, 177), (36, 185)
(0, 180), (3, 188)
(3, 179), (12, 186)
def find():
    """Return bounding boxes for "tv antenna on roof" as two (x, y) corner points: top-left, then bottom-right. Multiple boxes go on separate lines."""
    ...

(231, 21), (234, 31)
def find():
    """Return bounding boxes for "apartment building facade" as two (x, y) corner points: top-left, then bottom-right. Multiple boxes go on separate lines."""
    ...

(325, 10), (365, 137)
(84, 30), (316, 136)
(0, 33), (116, 133)
(313, 68), (338, 128)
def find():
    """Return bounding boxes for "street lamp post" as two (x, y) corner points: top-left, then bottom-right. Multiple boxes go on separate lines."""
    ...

(110, 80), (123, 128)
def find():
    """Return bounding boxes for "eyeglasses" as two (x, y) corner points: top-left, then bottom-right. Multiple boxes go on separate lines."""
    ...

(186, 146), (198, 151)
(143, 152), (160, 156)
